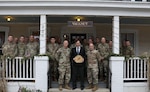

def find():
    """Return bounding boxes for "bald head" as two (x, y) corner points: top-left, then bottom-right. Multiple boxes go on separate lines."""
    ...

(89, 43), (95, 51)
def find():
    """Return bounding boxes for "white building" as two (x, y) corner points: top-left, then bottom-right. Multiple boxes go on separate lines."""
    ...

(0, 0), (150, 92)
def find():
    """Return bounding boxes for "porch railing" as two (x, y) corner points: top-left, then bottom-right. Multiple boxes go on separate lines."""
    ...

(123, 57), (148, 81)
(1, 57), (35, 81)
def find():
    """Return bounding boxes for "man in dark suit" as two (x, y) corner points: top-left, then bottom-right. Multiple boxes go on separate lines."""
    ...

(70, 40), (87, 90)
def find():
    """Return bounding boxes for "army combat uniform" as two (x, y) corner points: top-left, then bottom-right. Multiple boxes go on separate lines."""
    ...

(25, 41), (39, 78)
(86, 49), (101, 91)
(25, 41), (39, 58)
(47, 43), (59, 80)
(17, 42), (26, 57)
(2, 41), (18, 78)
(125, 45), (134, 57)
(2, 42), (18, 58)
(98, 43), (110, 81)
(55, 47), (71, 90)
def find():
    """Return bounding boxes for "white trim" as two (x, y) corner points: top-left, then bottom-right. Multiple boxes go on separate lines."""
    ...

(124, 82), (148, 86)
(0, 1), (150, 17)
(120, 29), (139, 55)
(7, 82), (35, 92)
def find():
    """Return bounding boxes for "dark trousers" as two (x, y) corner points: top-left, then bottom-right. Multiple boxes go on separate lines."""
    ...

(72, 65), (84, 88)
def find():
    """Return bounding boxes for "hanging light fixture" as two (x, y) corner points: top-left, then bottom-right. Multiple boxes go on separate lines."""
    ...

(5, 16), (12, 22)
(74, 16), (83, 22)
(77, 18), (81, 21)
(7, 17), (11, 22)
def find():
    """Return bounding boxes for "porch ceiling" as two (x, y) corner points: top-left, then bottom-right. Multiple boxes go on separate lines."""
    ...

(0, 15), (150, 25)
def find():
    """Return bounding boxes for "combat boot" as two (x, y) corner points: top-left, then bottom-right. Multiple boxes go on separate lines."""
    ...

(92, 84), (98, 92)
(85, 84), (92, 89)
(64, 84), (71, 90)
(59, 85), (63, 91)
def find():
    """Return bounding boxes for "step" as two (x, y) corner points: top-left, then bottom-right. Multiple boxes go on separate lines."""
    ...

(49, 88), (110, 92)
(50, 81), (107, 88)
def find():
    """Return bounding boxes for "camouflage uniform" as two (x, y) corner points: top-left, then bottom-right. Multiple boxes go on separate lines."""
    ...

(55, 47), (71, 85)
(47, 43), (59, 60)
(120, 46), (126, 56)
(25, 41), (39, 58)
(17, 42), (26, 57)
(86, 49), (101, 85)
(98, 43), (110, 80)
(2, 41), (18, 78)
(2, 42), (18, 58)
(95, 43), (100, 50)
(125, 46), (134, 57)
(47, 43), (59, 80)
(85, 45), (90, 52)
(70, 43), (76, 49)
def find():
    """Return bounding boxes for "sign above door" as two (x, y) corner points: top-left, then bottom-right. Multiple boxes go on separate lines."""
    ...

(68, 21), (93, 27)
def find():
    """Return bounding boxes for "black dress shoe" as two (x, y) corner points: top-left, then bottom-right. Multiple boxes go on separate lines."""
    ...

(81, 87), (84, 90)
(72, 87), (77, 90)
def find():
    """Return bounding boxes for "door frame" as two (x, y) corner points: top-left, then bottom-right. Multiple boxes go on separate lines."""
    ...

(61, 25), (96, 42)
(0, 26), (9, 50)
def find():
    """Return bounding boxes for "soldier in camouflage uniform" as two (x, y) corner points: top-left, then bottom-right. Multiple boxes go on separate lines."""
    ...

(125, 40), (134, 57)
(120, 40), (126, 56)
(55, 40), (71, 91)
(85, 38), (94, 52)
(2, 35), (18, 58)
(98, 37), (109, 82)
(25, 35), (39, 58)
(47, 37), (60, 81)
(86, 43), (102, 92)
(2, 35), (18, 78)
(17, 36), (26, 57)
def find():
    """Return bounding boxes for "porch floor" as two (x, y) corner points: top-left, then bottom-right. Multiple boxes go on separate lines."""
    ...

(49, 88), (110, 92)
(49, 81), (110, 92)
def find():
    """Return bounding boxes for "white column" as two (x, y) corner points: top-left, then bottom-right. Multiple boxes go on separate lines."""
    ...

(112, 16), (120, 54)
(110, 56), (125, 92)
(40, 15), (47, 54)
(34, 56), (49, 92)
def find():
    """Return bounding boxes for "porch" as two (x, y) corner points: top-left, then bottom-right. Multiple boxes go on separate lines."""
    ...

(0, 56), (149, 92)
(0, 0), (150, 92)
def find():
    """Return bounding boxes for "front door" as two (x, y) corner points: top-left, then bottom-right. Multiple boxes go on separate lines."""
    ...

(70, 33), (86, 44)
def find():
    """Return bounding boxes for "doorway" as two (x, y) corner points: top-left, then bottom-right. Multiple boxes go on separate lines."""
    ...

(70, 33), (86, 44)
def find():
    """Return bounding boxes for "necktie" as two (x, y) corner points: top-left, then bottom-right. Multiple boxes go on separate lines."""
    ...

(77, 47), (80, 54)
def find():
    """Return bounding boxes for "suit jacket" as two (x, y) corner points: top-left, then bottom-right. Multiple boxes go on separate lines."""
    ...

(70, 46), (87, 66)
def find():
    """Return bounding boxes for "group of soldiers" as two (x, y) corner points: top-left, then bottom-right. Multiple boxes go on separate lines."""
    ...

(2, 35), (39, 58)
(2, 35), (134, 91)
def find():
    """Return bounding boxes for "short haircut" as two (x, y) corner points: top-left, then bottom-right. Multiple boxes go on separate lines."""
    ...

(50, 36), (55, 39)
(75, 39), (81, 43)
